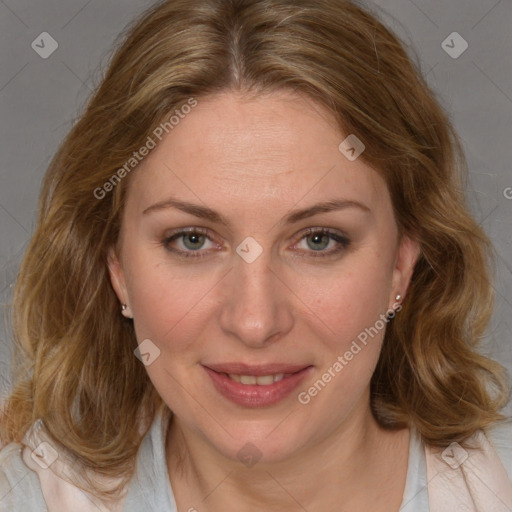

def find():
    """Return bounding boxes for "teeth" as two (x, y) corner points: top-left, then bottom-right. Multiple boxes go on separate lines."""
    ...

(240, 375), (257, 385)
(228, 373), (287, 385)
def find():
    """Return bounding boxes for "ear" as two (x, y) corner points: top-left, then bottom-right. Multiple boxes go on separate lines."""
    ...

(107, 246), (132, 318)
(389, 233), (421, 309)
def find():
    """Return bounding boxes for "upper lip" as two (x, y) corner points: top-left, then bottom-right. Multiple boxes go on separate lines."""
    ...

(204, 363), (312, 376)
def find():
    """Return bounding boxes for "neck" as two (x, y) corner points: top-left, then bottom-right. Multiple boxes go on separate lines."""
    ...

(165, 400), (410, 512)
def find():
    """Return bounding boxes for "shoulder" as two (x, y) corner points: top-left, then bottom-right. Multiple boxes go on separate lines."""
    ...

(424, 419), (512, 510)
(0, 442), (47, 510)
(485, 416), (512, 481)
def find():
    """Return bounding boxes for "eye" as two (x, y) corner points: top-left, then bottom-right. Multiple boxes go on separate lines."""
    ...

(162, 228), (219, 258)
(293, 228), (350, 257)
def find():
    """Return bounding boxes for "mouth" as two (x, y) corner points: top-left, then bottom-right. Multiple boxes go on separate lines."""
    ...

(202, 363), (313, 407)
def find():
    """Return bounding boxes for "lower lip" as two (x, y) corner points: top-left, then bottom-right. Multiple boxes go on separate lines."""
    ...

(203, 366), (313, 407)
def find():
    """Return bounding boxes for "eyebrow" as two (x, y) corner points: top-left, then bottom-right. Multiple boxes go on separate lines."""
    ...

(142, 197), (370, 226)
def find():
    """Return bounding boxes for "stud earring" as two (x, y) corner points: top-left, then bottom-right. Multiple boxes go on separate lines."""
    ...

(121, 304), (133, 319)
(395, 294), (402, 302)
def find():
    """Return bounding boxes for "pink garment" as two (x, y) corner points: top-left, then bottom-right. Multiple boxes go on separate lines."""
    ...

(426, 430), (512, 511)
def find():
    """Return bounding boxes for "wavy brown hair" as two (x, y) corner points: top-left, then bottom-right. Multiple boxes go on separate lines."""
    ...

(1, 0), (509, 501)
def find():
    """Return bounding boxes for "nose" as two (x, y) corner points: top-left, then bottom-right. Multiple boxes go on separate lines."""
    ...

(218, 249), (294, 348)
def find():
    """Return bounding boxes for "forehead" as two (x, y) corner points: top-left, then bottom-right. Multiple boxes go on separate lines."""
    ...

(125, 90), (389, 218)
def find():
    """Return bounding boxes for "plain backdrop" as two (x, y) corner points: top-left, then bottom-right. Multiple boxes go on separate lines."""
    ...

(0, 0), (511, 413)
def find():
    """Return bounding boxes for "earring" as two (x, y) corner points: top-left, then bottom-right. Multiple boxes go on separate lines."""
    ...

(386, 294), (402, 320)
(121, 304), (132, 319)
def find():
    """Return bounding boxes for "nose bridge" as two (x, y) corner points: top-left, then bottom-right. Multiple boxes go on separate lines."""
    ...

(218, 245), (293, 346)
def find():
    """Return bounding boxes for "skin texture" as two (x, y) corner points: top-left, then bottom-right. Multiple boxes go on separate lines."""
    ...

(108, 90), (420, 511)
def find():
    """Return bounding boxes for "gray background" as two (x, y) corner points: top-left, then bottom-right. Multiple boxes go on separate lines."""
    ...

(0, 0), (511, 412)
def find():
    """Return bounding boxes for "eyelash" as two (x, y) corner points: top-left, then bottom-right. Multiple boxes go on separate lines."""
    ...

(161, 227), (350, 260)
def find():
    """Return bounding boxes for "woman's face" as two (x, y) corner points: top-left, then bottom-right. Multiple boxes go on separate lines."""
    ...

(108, 90), (419, 464)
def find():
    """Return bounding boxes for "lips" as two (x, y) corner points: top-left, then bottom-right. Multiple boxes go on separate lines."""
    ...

(203, 363), (313, 407)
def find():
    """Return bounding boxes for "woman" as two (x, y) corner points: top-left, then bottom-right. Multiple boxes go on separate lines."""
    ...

(0, 0), (511, 510)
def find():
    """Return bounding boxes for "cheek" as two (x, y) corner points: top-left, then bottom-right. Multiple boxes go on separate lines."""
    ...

(295, 272), (391, 418)
(294, 253), (393, 402)
(302, 258), (393, 348)
(125, 256), (222, 353)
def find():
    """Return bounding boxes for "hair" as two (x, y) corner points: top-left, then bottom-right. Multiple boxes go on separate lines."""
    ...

(1, 0), (509, 502)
